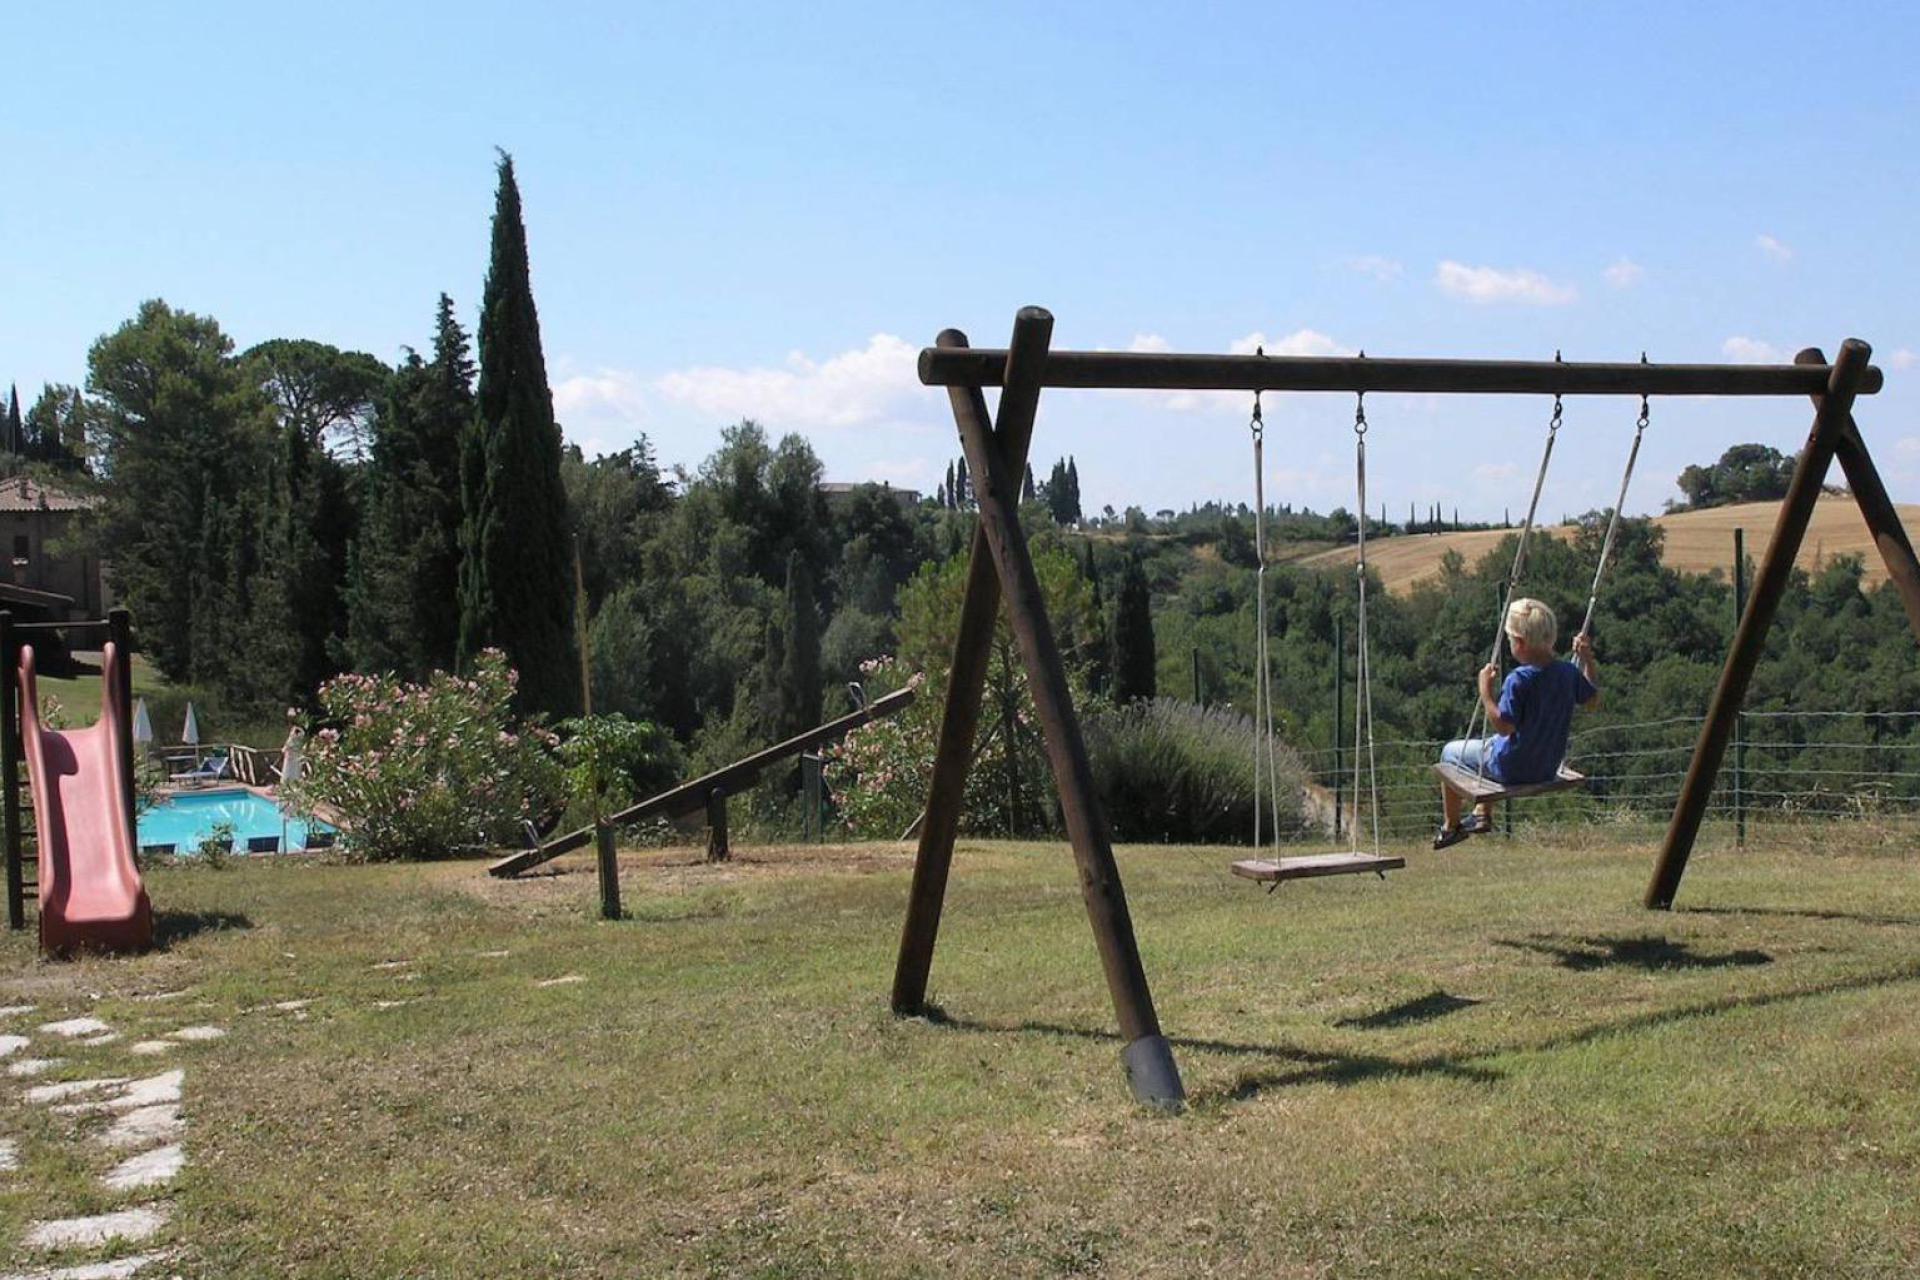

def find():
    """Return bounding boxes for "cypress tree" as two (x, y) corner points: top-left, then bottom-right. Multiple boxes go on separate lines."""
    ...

(944, 460), (955, 510)
(1021, 462), (1036, 506)
(1065, 457), (1082, 524)
(457, 153), (576, 716)
(1111, 554), (1156, 704)
(1082, 540), (1109, 695)
(777, 550), (822, 737)
(5, 385), (19, 459)
(954, 455), (971, 509)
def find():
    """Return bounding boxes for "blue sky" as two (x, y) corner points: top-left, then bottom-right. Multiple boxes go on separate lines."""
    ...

(3, 2), (1915, 522)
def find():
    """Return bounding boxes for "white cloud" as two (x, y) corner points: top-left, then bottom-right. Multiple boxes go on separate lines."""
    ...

(1229, 328), (1354, 358)
(1722, 336), (1787, 364)
(1128, 333), (1171, 353)
(554, 368), (649, 424)
(654, 333), (924, 429)
(1896, 436), (1920, 459)
(1603, 258), (1645, 289)
(1473, 462), (1522, 485)
(1755, 233), (1794, 263)
(1434, 260), (1577, 305)
(1890, 348), (1917, 370)
(1345, 255), (1403, 282)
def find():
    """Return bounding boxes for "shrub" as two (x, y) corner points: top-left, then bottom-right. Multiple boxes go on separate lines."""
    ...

(287, 650), (564, 861)
(1084, 698), (1309, 844)
(555, 714), (684, 824)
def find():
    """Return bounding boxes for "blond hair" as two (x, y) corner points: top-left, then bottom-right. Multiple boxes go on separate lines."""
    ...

(1505, 597), (1558, 651)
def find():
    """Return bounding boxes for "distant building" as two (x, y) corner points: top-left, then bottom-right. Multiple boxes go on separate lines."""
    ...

(819, 481), (923, 510)
(0, 477), (108, 620)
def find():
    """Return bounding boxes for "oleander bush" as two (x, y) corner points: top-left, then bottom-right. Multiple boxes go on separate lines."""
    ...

(289, 650), (565, 860)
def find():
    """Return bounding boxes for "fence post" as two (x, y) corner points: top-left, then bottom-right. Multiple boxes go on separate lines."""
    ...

(1331, 619), (1342, 842)
(1191, 647), (1201, 706)
(1732, 528), (1747, 847)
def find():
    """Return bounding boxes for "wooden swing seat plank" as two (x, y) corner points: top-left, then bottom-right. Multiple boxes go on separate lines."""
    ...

(1432, 761), (1586, 802)
(1231, 852), (1406, 883)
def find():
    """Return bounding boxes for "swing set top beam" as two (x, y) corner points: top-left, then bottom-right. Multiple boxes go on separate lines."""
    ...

(919, 342), (1884, 399)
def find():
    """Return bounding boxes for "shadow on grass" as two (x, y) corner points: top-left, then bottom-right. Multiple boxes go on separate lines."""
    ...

(913, 1007), (1503, 1105)
(154, 909), (253, 949)
(1681, 904), (1920, 929)
(910, 960), (1920, 1108)
(1335, 990), (1483, 1029)
(1496, 933), (1772, 972)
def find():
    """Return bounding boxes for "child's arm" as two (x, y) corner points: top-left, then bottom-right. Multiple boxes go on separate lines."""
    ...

(1572, 632), (1602, 711)
(1478, 664), (1515, 735)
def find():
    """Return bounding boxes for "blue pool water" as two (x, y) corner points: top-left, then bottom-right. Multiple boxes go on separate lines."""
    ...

(138, 789), (335, 854)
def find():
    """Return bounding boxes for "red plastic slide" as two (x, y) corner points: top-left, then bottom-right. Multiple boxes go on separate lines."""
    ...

(20, 641), (152, 955)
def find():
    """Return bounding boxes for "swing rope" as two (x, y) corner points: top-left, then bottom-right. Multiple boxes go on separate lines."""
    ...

(1352, 392), (1382, 855)
(1578, 393), (1650, 639)
(1249, 377), (1283, 853)
(1461, 391), (1564, 779)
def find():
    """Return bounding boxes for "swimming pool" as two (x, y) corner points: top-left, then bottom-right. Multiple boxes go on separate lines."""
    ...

(138, 789), (335, 855)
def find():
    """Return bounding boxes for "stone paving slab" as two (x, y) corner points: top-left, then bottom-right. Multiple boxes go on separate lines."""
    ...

(23, 1205), (169, 1250)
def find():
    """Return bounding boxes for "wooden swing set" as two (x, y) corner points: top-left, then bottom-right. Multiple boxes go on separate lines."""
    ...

(893, 306), (1900, 1108)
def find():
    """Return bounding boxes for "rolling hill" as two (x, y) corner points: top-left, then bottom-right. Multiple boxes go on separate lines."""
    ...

(1297, 494), (1920, 595)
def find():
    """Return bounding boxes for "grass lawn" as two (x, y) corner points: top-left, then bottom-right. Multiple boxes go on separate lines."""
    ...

(2, 824), (1917, 1277)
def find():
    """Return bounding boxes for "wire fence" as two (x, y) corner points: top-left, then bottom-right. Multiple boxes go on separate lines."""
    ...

(1296, 707), (1920, 842)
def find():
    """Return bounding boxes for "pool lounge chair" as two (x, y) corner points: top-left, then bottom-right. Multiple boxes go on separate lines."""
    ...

(169, 753), (231, 786)
(246, 835), (280, 854)
(303, 831), (336, 851)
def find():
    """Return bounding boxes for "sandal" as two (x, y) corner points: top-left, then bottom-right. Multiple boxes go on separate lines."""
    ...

(1432, 824), (1470, 851)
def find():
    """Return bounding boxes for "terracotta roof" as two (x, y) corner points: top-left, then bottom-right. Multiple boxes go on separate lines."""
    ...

(0, 477), (95, 513)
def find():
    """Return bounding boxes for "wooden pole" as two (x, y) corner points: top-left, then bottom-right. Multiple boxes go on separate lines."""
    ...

(108, 609), (135, 830)
(706, 787), (729, 863)
(921, 346), (1885, 399)
(952, 315), (1184, 1108)
(1832, 422), (1920, 644)
(891, 310), (1051, 1016)
(573, 535), (593, 717)
(1646, 340), (1874, 909)
(0, 611), (18, 930)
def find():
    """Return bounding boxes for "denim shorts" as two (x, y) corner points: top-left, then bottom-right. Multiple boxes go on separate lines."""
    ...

(1440, 737), (1499, 774)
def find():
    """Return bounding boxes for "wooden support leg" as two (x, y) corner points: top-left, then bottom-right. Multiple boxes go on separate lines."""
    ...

(891, 310), (1052, 1016)
(595, 821), (621, 920)
(0, 611), (17, 931)
(1833, 421), (1920, 643)
(706, 787), (729, 863)
(1646, 341), (1874, 909)
(953, 331), (1185, 1109)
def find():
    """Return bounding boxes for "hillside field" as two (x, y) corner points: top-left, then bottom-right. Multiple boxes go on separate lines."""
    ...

(1300, 494), (1920, 595)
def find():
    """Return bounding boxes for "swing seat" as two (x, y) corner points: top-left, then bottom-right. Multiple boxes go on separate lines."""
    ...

(1432, 761), (1586, 803)
(1231, 851), (1406, 884)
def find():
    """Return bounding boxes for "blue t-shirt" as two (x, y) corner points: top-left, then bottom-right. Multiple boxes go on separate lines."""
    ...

(1486, 660), (1596, 784)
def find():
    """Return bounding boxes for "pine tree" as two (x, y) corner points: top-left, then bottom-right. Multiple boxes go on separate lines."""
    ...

(457, 153), (577, 716)
(1111, 553), (1156, 703)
